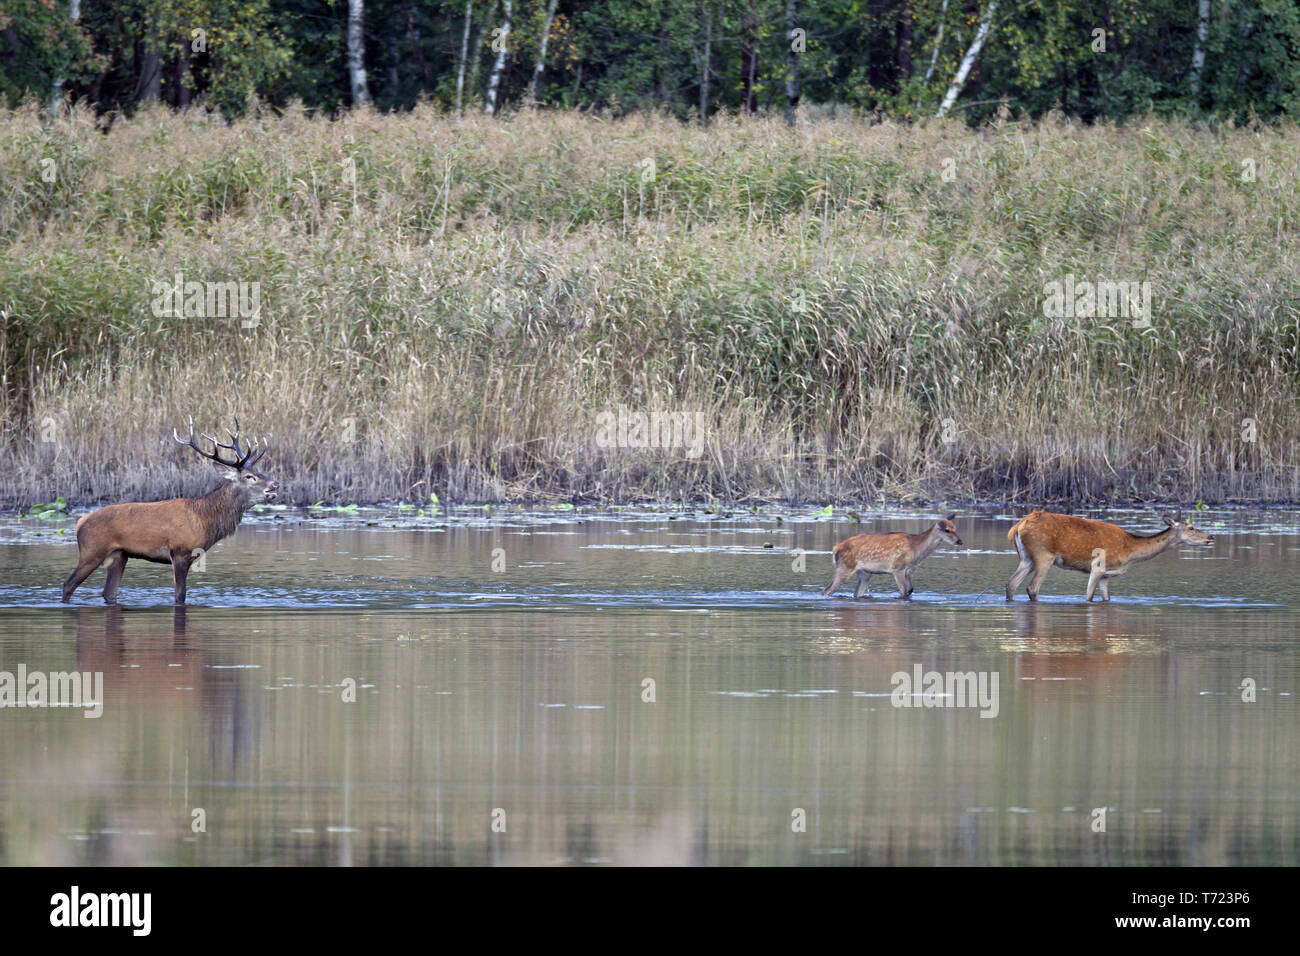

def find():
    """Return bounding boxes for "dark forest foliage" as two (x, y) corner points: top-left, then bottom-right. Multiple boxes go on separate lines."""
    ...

(4, 1), (1300, 122)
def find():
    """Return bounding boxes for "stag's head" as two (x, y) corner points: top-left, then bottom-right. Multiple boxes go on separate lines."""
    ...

(937, 513), (964, 547)
(1162, 512), (1213, 546)
(174, 417), (278, 505)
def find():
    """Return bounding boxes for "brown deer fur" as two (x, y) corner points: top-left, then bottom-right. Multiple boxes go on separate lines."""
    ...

(1005, 510), (1213, 602)
(823, 515), (964, 599)
(61, 419), (277, 605)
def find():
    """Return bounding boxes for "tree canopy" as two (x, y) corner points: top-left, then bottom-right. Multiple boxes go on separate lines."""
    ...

(4, 1), (1300, 122)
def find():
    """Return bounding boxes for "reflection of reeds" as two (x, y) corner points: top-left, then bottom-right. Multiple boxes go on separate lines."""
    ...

(1, 604), (1294, 865)
(2, 105), (1298, 505)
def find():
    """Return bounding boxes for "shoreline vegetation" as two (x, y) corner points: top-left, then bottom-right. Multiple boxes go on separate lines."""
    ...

(2, 105), (1299, 507)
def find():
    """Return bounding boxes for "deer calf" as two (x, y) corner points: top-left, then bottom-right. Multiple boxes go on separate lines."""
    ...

(61, 418), (278, 605)
(823, 515), (964, 599)
(1005, 510), (1213, 602)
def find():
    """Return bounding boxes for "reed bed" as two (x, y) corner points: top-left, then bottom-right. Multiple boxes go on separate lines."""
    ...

(1, 103), (1297, 506)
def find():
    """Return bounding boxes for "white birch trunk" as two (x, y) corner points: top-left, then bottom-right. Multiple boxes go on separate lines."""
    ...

(1189, 0), (1210, 97)
(51, 0), (82, 116)
(785, 0), (801, 125)
(485, 0), (512, 114)
(923, 0), (949, 84)
(456, 1), (472, 116)
(700, 3), (713, 125)
(528, 0), (559, 102)
(935, 1), (996, 118)
(349, 0), (370, 107)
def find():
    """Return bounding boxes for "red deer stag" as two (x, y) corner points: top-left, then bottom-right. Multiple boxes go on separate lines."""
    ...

(823, 515), (964, 599)
(61, 418), (278, 605)
(1005, 510), (1213, 602)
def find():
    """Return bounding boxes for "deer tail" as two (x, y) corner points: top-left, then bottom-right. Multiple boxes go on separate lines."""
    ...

(1006, 513), (1032, 546)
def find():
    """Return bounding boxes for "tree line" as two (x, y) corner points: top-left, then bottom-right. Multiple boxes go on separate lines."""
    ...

(4, 1), (1300, 122)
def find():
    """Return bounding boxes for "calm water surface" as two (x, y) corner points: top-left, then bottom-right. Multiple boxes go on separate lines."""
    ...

(0, 505), (1296, 865)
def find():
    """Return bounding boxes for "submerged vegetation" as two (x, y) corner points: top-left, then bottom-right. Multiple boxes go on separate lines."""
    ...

(1, 104), (1298, 506)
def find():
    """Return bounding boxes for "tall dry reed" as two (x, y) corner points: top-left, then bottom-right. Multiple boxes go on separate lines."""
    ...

(1, 103), (1297, 505)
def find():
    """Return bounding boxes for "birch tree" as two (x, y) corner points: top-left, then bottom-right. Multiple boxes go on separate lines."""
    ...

(484, 0), (512, 114)
(785, 0), (801, 125)
(916, 0), (949, 111)
(468, 1), (499, 111)
(741, 2), (758, 113)
(924, 0), (949, 85)
(456, 1), (473, 116)
(528, 0), (560, 103)
(50, 0), (81, 116)
(699, 2), (713, 125)
(935, 1), (997, 118)
(348, 0), (370, 106)
(1189, 0), (1210, 98)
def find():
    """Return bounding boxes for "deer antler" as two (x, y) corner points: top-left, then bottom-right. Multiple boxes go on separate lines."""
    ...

(202, 416), (267, 469)
(174, 416), (265, 470)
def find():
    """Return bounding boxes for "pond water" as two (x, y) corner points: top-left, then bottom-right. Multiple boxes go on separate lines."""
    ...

(0, 504), (1295, 865)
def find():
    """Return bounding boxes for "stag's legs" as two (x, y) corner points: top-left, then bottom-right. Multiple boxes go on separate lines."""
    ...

(822, 560), (853, 597)
(62, 552), (103, 603)
(101, 551), (127, 605)
(1097, 578), (1110, 602)
(853, 570), (873, 599)
(893, 569), (913, 599)
(170, 549), (194, 605)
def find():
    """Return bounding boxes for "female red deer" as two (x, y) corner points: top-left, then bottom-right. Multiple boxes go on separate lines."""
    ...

(61, 419), (278, 605)
(822, 515), (964, 599)
(1005, 510), (1213, 602)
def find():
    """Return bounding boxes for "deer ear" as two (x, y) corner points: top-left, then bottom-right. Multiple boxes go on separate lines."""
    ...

(945, 513), (956, 522)
(1161, 513), (1177, 526)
